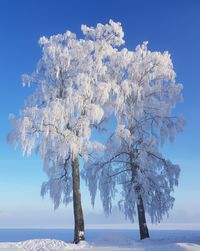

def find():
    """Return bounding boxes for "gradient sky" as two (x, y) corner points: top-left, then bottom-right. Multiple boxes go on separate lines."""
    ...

(0, 0), (200, 228)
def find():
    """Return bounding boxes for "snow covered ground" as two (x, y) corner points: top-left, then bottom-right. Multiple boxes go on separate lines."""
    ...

(0, 229), (199, 251)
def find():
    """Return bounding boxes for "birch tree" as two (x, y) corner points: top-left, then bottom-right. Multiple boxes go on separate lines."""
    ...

(84, 41), (184, 239)
(8, 20), (124, 243)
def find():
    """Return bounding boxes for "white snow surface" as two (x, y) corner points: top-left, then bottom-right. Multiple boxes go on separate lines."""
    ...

(0, 231), (200, 251)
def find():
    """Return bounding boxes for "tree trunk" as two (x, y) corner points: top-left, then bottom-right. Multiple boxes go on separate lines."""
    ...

(136, 194), (149, 240)
(72, 157), (85, 243)
(130, 140), (149, 240)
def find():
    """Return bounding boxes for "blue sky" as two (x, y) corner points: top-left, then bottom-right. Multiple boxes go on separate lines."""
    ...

(0, 0), (200, 228)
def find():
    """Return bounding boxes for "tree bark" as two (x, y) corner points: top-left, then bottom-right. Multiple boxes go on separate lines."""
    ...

(136, 194), (149, 240)
(72, 157), (85, 243)
(129, 129), (150, 240)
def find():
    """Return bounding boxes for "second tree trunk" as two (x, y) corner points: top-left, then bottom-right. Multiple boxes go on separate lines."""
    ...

(72, 157), (85, 243)
(137, 194), (149, 240)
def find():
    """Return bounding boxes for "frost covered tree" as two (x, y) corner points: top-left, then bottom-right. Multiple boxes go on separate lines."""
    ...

(8, 20), (125, 243)
(84, 40), (184, 239)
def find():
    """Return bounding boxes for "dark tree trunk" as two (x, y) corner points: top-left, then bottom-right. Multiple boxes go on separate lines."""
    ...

(129, 134), (150, 241)
(72, 157), (85, 243)
(136, 194), (149, 240)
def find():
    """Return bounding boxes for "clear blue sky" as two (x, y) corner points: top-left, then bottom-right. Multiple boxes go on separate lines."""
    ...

(0, 0), (200, 228)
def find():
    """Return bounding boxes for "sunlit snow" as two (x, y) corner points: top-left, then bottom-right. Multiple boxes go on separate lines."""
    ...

(0, 230), (199, 251)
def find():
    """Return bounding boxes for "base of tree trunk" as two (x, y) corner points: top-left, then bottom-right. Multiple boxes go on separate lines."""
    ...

(73, 230), (85, 244)
(137, 195), (150, 240)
